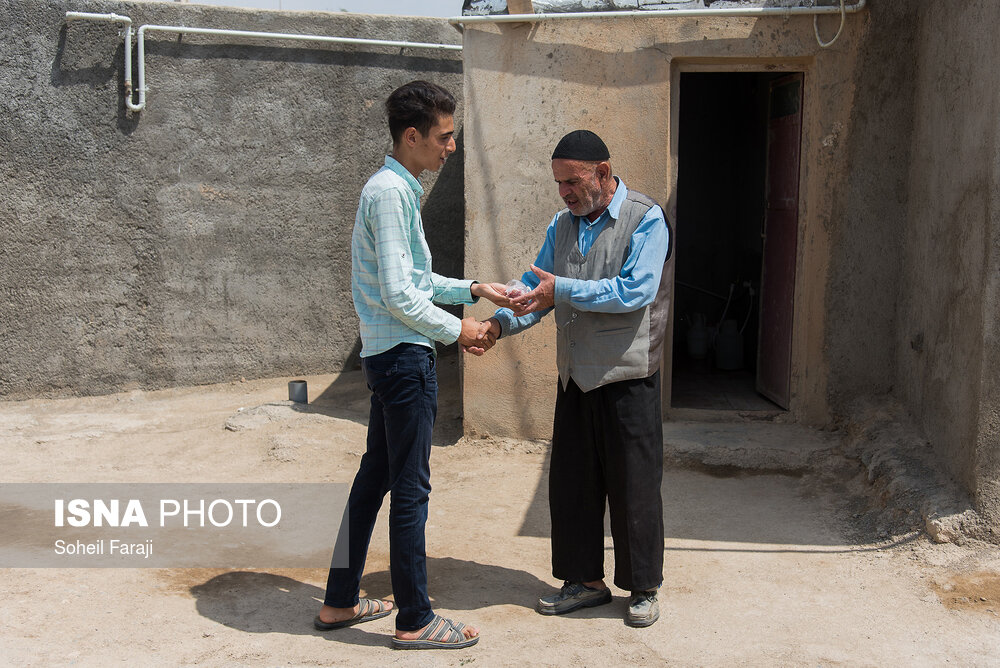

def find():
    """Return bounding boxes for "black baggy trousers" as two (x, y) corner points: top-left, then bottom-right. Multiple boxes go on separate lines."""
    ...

(549, 371), (664, 592)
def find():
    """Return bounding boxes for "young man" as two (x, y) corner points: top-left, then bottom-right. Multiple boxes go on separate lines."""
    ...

(315, 81), (506, 649)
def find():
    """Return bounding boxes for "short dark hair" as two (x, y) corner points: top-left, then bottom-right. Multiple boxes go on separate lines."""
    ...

(385, 80), (456, 145)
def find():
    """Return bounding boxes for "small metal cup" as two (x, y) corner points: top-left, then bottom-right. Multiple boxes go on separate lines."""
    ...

(288, 380), (308, 403)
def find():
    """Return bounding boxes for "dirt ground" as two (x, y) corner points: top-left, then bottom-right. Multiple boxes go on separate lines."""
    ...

(1, 356), (999, 667)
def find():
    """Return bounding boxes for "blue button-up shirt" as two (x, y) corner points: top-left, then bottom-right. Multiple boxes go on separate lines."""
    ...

(352, 156), (477, 357)
(494, 177), (669, 336)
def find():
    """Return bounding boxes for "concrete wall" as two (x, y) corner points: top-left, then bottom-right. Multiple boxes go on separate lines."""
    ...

(461, 12), (865, 439)
(0, 0), (463, 398)
(459, 1), (1000, 524)
(890, 1), (1000, 523)
(824, 1), (916, 408)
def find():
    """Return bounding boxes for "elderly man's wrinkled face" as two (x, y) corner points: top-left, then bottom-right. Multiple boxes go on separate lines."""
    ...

(552, 158), (609, 220)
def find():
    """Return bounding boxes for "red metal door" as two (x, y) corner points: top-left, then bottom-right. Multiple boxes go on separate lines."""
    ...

(757, 73), (804, 409)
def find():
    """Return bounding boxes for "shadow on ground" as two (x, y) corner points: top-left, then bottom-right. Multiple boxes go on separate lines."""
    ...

(517, 448), (914, 551)
(183, 556), (561, 641)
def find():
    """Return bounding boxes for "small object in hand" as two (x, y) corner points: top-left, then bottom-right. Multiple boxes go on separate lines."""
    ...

(505, 279), (528, 299)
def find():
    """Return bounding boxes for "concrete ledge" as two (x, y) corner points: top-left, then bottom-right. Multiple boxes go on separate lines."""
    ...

(663, 408), (999, 546)
(664, 420), (837, 475)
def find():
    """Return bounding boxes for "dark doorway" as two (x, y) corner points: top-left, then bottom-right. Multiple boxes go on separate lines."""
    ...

(671, 71), (803, 412)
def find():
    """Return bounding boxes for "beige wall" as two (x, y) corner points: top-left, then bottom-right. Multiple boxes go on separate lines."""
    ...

(893, 1), (1000, 524)
(461, 13), (865, 439)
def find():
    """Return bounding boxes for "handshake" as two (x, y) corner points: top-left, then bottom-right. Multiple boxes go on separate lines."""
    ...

(458, 316), (501, 356)
(459, 268), (555, 356)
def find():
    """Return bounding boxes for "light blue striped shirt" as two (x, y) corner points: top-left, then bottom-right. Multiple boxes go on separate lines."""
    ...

(352, 156), (477, 357)
(494, 178), (669, 337)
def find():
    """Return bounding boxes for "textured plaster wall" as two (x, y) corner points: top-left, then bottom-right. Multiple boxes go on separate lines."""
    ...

(825, 1), (915, 408)
(461, 19), (673, 440)
(461, 13), (864, 440)
(0, 0), (463, 398)
(891, 1), (1000, 522)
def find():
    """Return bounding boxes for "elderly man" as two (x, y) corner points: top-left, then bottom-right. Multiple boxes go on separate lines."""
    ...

(483, 130), (672, 628)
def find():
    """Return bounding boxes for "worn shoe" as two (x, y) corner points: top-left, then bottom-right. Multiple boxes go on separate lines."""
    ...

(536, 581), (612, 616)
(313, 598), (392, 631)
(625, 589), (659, 627)
(391, 614), (479, 650)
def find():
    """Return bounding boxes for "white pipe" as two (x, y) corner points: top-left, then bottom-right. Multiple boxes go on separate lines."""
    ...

(65, 12), (462, 112)
(448, 0), (866, 24)
(65, 12), (135, 101)
(132, 24), (461, 112)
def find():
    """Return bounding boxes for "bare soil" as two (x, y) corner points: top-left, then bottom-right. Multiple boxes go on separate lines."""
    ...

(1, 356), (999, 666)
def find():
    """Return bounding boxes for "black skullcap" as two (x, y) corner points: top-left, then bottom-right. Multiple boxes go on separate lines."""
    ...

(551, 130), (610, 161)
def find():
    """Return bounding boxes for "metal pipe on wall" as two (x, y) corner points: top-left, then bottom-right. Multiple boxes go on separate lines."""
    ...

(64, 12), (463, 113)
(65, 12), (135, 100)
(130, 24), (462, 112)
(449, 0), (866, 24)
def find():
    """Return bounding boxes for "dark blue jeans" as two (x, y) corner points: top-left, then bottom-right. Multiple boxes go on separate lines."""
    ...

(324, 343), (437, 632)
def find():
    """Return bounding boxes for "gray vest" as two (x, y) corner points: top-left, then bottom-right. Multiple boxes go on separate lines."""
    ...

(553, 188), (673, 393)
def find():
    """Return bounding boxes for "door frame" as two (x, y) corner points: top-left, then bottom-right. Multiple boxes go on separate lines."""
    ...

(665, 60), (813, 418)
